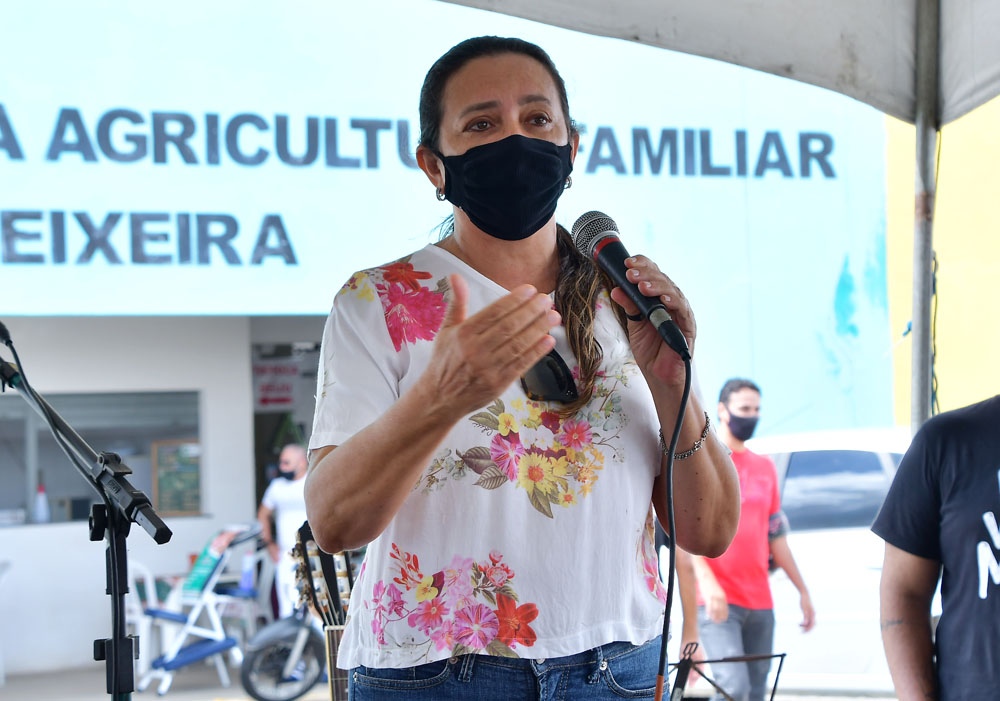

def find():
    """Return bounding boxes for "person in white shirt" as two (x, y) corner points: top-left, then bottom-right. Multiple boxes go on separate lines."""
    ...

(257, 443), (308, 618)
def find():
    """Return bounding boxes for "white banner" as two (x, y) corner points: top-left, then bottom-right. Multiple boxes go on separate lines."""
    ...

(1, 0), (891, 432)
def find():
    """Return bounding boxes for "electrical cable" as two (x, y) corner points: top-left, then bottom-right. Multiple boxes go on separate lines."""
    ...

(930, 131), (941, 416)
(930, 251), (940, 416)
(654, 359), (692, 701)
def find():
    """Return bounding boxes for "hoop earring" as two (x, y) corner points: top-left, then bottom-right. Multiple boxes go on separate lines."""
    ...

(436, 187), (447, 201)
(563, 175), (572, 190)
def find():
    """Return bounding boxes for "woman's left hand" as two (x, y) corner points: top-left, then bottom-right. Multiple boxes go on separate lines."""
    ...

(608, 255), (695, 386)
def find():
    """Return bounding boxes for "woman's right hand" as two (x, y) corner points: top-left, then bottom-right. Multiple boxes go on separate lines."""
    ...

(306, 274), (560, 553)
(417, 273), (561, 420)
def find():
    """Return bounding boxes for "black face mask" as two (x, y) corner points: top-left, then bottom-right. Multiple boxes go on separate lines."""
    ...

(437, 134), (573, 241)
(727, 414), (759, 442)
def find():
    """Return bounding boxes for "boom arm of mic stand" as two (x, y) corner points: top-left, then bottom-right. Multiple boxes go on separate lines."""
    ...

(0, 359), (171, 544)
(2, 343), (173, 697)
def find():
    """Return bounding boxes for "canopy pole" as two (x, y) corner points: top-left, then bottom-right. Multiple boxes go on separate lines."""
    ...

(912, 0), (939, 434)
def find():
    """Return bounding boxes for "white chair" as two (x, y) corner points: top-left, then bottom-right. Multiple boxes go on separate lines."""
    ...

(138, 526), (257, 696)
(126, 559), (162, 677)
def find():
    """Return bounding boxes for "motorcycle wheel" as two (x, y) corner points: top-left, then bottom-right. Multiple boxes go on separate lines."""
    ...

(240, 631), (326, 701)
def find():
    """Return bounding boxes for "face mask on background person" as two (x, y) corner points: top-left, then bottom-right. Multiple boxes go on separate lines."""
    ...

(436, 134), (573, 241)
(727, 414), (759, 442)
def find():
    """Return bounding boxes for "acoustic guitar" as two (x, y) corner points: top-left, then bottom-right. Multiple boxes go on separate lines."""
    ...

(293, 521), (354, 701)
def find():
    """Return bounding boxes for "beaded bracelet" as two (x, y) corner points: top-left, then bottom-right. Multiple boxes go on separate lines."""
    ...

(658, 411), (711, 460)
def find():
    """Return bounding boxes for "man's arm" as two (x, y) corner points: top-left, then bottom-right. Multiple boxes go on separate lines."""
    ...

(769, 535), (815, 631)
(880, 542), (941, 701)
(689, 553), (728, 623)
(675, 548), (707, 676)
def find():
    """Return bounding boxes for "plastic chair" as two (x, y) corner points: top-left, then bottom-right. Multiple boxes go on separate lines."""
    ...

(138, 525), (259, 696)
(126, 559), (162, 677)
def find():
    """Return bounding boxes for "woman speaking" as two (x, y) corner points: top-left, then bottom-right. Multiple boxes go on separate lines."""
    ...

(305, 35), (739, 700)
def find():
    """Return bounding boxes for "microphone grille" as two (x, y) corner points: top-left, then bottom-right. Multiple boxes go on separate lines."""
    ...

(571, 211), (618, 256)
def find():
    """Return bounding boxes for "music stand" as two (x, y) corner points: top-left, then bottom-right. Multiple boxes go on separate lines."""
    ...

(670, 642), (787, 701)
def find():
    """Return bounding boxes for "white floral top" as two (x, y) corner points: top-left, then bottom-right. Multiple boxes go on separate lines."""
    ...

(309, 243), (667, 670)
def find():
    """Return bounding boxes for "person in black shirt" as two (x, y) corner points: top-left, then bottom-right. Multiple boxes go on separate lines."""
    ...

(872, 395), (1000, 700)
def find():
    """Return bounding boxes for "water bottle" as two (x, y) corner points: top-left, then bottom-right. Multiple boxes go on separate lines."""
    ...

(33, 484), (51, 523)
(239, 552), (255, 591)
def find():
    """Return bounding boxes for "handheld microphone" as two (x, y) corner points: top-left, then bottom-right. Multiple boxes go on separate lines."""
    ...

(0, 320), (11, 346)
(572, 211), (691, 361)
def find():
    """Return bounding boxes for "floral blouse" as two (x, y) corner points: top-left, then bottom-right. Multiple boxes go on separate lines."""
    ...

(309, 243), (667, 670)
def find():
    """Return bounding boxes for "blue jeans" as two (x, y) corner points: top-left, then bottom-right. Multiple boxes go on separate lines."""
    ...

(347, 636), (661, 700)
(697, 605), (774, 701)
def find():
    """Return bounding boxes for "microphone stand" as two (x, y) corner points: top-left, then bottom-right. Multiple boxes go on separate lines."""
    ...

(0, 343), (172, 700)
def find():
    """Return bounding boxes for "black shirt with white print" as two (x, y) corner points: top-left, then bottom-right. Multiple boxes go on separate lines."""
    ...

(872, 395), (1000, 700)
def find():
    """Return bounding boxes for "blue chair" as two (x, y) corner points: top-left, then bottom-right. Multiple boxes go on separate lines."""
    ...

(138, 525), (259, 695)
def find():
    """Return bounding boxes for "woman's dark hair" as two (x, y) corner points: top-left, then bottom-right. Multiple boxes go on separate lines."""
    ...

(420, 36), (624, 417)
(418, 36), (576, 151)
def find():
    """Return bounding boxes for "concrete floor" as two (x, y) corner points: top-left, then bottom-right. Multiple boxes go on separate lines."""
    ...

(0, 663), (895, 701)
(0, 662), (330, 701)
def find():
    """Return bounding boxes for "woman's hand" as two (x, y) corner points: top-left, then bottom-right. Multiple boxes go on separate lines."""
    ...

(608, 255), (695, 386)
(417, 273), (561, 420)
(306, 273), (560, 552)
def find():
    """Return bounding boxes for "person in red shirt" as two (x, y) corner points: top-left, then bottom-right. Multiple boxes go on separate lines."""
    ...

(676, 378), (815, 701)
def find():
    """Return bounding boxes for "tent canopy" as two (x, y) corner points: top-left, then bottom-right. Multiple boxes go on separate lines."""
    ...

(442, 0), (1000, 126)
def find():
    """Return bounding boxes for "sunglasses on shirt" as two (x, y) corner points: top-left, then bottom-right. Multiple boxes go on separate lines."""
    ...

(520, 349), (579, 403)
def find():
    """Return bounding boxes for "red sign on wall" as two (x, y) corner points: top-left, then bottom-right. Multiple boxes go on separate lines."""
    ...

(253, 359), (299, 412)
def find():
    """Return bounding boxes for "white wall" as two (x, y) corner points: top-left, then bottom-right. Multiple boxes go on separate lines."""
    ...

(249, 316), (325, 346)
(0, 317), (255, 674)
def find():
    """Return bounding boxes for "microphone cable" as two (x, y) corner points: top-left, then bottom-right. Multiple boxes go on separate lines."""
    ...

(654, 358), (692, 701)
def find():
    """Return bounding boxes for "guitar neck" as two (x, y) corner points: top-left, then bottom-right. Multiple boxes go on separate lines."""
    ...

(294, 521), (352, 627)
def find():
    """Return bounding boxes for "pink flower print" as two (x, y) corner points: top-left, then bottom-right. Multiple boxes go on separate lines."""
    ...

(643, 555), (667, 604)
(444, 555), (473, 589)
(453, 603), (499, 649)
(385, 583), (406, 618)
(430, 619), (456, 651)
(483, 565), (510, 588)
(558, 418), (593, 450)
(445, 576), (474, 610)
(379, 284), (447, 352)
(479, 551), (514, 588)
(371, 580), (386, 605)
(490, 432), (525, 481)
(371, 607), (386, 645)
(407, 596), (450, 634)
